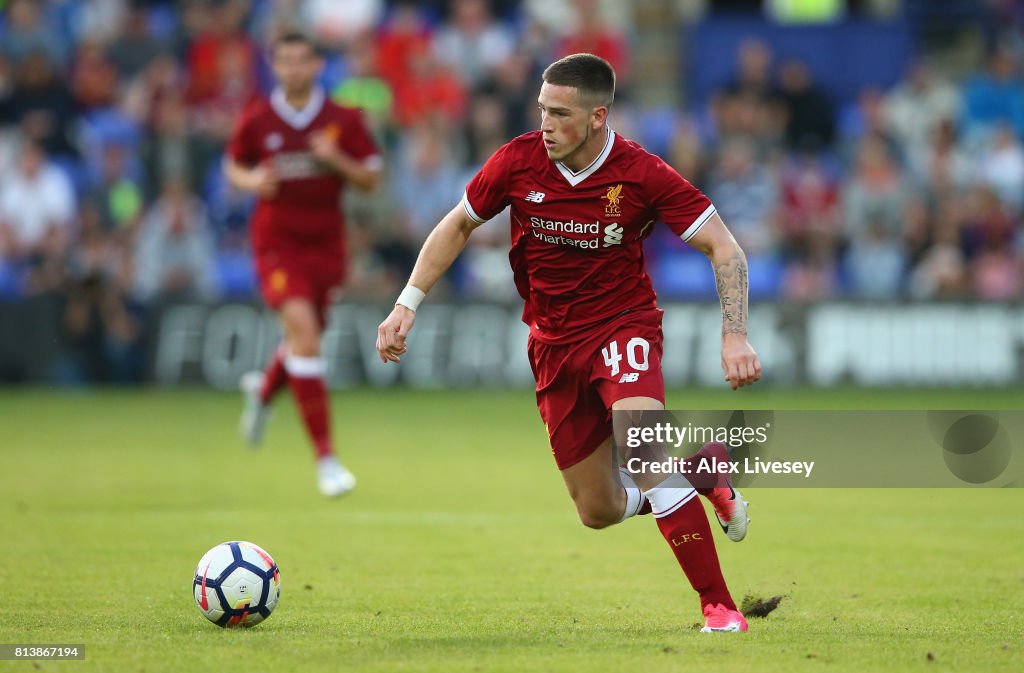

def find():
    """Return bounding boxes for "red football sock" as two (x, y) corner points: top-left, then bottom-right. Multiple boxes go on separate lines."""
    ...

(645, 475), (736, 610)
(260, 346), (289, 405)
(285, 354), (334, 459)
(678, 442), (730, 495)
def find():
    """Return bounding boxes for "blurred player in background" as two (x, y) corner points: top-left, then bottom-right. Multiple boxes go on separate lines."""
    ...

(377, 53), (760, 633)
(225, 33), (382, 497)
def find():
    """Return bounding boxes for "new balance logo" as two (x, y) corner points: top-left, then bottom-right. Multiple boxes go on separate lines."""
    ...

(618, 373), (640, 383)
(603, 223), (624, 247)
(525, 191), (546, 203)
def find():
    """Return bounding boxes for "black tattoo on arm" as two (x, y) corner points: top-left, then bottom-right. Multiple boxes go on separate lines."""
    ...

(713, 250), (748, 336)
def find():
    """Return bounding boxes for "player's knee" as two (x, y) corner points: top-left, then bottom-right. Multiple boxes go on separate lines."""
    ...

(280, 305), (321, 356)
(575, 501), (620, 530)
(287, 332), (320, 357)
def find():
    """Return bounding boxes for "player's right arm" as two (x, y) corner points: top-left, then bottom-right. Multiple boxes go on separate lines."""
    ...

(375, 204), (482, 363)
(223, 157), (279, 199)
(223, 104), (279, 199)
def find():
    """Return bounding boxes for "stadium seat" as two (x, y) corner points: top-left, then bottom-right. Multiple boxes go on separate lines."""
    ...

(216, 250), (258, 299)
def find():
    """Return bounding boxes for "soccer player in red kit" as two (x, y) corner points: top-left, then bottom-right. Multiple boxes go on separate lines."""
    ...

(225, 33), (382, 497)
(377, 53), (762, 632)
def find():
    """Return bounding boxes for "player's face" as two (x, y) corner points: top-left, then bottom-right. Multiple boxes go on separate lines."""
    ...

(272, 42), (322, 96)
(538, 82), (603, 166)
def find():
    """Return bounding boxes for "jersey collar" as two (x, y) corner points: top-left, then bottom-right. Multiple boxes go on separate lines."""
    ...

(270, 85), (326, 130)
(555, 128), (616, 187)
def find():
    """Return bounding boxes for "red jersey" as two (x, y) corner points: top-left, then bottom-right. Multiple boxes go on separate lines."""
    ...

(227, 87), (381, 251)
(463, 129), (716, 344)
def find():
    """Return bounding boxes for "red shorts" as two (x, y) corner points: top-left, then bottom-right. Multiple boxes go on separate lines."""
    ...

(528, 309), (666, 470)
(255, 245), (345, 327)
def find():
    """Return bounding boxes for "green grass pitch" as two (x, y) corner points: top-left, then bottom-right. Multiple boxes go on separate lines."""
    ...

(1, 387), (1021, 672)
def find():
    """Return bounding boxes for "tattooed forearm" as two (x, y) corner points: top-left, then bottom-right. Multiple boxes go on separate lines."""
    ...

(713, 249), (748, 336)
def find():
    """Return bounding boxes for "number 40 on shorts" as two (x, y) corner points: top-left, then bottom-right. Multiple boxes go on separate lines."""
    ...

(601, 337), (650, 380)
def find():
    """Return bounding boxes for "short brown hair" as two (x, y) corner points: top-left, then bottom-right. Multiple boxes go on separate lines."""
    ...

(273, 31), (321, 57)
(542, 53), (615, 108)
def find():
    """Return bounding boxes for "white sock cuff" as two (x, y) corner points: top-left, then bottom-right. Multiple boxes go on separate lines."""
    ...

(618, 466), (639, 490)
(618, 467), (645, 521)
(621, 487), (643, 521)
(285, 354), (326, 378)
(643, 473), (697, 519)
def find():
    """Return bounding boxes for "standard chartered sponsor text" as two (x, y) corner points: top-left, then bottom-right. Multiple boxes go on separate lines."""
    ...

(529, 216), (602, 248)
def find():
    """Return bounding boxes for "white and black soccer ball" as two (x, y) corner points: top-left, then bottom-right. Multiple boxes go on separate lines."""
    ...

(193, 541), (281, 627)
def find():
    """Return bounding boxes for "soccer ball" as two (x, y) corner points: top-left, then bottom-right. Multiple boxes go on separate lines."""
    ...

(193, 541), (281, 627)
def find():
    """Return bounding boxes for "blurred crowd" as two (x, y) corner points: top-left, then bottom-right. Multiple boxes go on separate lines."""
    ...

(653, 37), (1024, 302)
(1, 0), (1023, 381)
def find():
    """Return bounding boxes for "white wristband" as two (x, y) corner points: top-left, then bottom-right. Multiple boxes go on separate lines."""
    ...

(396, 285), (426, 311)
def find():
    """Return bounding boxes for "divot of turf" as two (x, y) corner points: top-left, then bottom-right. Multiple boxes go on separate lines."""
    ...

(740, 594), (785, 618)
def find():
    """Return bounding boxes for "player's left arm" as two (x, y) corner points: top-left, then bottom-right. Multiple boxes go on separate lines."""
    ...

(687, 213), (762, 390)
(309, 110), (383, 192)
(308, 131), (382, 192)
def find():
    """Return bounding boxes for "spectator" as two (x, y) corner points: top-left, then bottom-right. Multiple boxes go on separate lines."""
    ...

(961, 185), (1016, 258)
(303, 0), (383, 47)
(184, 0), (258, 141)
(71, 39), (119, 111)
(344, 218), (411, 300)
(709, 48), (785, 157)
(553, 0), (629, 86)
(331, 34), (394, 139)
(0, 53), (14, 128)
(843, 138), (910, 242)
(6, 50), (78, 157)
(845, 217), (906, 298)
(392, 119), (462, 239)
(722, 39), (778, 105)
(668, 120), (708, 187)
(883, 62), (962, 156)
(976, 124), (1024, 212)
(460, 222), (517, 300)
(524, 0), (630, 47)
(971, 238), (1022, 300)
(134, 181), (219, 303)
(139, 92), (205, 199)
(0, 140), (75, 292)
(842, 138), (913, 297)
(839, 88), (902, 166)
(391, 42), (466, 127)
(778, 59), (835, 151)
(61, 203), (142, 384)
(432, 0), (514, 88)
(376, 1), (433, 94)
(781, 237), (838, 301)
(462, 87), (509, 166)
(706, 138), (778, 255)
(0, 0), (66, 66)
(87, 143), (144, 232)
(962, 185), (1022, 300)
(121, 53), (182, 129)
(962, 49), (1024, 141)
(73, 0), (130, 45)
(107, 4), (166, 80)
(778, 152), (841, 260)
(490, 50), (539, 137)
(909, 209), (968, 299)
(909, 119), (973, 201)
